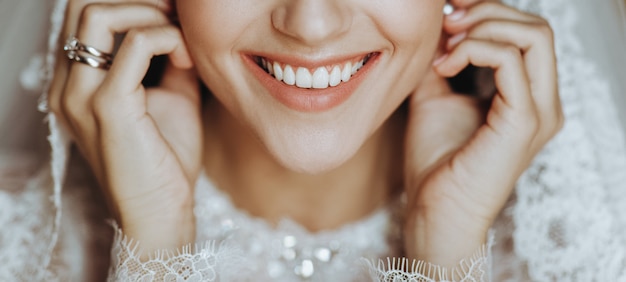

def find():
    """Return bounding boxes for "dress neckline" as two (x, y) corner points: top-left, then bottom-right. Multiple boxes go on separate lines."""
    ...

(194, 171), (403, 236)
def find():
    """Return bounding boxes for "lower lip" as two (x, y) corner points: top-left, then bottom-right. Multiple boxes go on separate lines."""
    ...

(243, 53), (379, 113)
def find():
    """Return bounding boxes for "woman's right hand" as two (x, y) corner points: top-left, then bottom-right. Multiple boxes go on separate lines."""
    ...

(48, 0), (202, 254)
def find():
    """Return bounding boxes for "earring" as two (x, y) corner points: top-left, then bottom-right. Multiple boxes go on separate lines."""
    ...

(443, 3), (455, 15)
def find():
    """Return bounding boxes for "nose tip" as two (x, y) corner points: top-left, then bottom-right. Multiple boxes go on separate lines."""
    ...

(272, 0), (352, 46)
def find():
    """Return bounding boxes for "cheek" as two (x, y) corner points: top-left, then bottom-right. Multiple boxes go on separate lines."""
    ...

(367, 2), (445, 124)
(176, 0), (260, 111)
(177, 1), (243, 52)
(368, 1), (444, 47)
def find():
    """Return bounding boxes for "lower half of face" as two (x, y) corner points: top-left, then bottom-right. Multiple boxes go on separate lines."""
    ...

(177, 0), (445, 174)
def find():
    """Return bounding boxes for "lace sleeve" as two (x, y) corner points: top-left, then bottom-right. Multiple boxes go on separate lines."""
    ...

(107, 223), (242, 282)
(365, 234), (493, 282)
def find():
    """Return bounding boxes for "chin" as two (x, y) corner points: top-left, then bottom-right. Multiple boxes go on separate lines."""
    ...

(264, 127), (364, 175)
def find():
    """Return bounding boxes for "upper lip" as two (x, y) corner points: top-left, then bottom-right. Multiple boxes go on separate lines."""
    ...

(246, 51), (377, 70)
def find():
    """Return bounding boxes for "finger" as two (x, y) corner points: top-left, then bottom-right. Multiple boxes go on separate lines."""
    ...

(62, 2), (172, 109)
(449, 0), (499, 9)
(59, 3), (173, 188)
(66, 3), (171, 95)
(452, 21), (557, 104)
(93, 27), (195, 184)
(89, 26), (193, 197)
(49, 0), (172, 116)
(435, 39), (534, 118)
(68, 4), (171, 134)
(448, 20), (561, 140)
(62, 3), (172, 144)
(92, 25), (191, 134)
(434, 40), (541, 198)
(103, 26), (192, 96)
(444, 2), (544, 35)
(65, 0), (172, 35)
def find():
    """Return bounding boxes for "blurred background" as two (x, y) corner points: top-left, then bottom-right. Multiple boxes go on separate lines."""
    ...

(0, 1), (52, 156)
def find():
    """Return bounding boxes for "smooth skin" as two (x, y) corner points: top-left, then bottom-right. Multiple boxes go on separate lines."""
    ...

(407, 0), (561, 266)
(48, 0), (561, 269)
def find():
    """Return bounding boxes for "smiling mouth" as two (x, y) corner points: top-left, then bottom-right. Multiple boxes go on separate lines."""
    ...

(254, 53), (376, 90)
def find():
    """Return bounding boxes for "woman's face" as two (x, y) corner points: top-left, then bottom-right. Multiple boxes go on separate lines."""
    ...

(177, 0), (445, 173)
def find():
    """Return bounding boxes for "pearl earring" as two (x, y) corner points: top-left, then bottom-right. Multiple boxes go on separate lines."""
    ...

(443, 3), (455, 15)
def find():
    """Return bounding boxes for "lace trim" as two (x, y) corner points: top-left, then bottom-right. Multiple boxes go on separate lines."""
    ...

(107, 222), (229, 282)
(365, 232), (493, 282)
(108, 222), (493, 282)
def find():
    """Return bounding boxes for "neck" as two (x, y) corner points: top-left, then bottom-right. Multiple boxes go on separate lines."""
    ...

(202, 99), (405, 232)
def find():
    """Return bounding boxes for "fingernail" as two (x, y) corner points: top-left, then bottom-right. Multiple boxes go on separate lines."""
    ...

(447, 9), (466, 21)
(447, 32), (467, 48)
(433, 54), (449, 66)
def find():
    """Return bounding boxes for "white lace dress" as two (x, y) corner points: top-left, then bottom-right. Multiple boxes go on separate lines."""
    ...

(107, 173), (490, 282)
(2, 0), (626, 281)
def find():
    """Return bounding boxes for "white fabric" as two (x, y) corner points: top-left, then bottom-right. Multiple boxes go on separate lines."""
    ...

(106, 173), (490, 282)
(502, 0), (626, 280)
(1, 0), (626, 281)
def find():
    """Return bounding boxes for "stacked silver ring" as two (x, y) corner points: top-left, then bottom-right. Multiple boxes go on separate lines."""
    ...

(64, 36), (114, 70)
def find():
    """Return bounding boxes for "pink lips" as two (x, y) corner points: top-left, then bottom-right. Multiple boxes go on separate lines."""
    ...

(243, 53), (379, 113)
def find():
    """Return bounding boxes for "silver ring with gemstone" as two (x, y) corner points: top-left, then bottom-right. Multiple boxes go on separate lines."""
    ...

(64, 36), (113, 70)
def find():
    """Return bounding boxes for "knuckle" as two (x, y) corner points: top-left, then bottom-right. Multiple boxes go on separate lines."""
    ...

(61, 96), (86, 122)
(473, 21), (494, 35)
(125, 29), (149, 49)
(553, 110), (566, 133)
(527, 118), (541, 137)
(500, 45), (522, 62)
(69, 0), (90, 6)
(92, 93), (113, 119)
(92, 92), (126, 125)
(536, 17), (551, 28)
(513, 108), (540, 136)
(476, 1), (499, 13)
(533, 22), (555, 43)
(48, 94), (62, 115)
(67, 0), (90, 19)
(80, 3), (109, 28)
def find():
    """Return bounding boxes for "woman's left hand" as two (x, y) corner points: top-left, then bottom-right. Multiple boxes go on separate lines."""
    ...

(404, 0), (563, 268)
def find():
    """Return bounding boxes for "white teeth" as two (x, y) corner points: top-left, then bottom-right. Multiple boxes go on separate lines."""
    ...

(266, 60), (274, 75)
(341, 62), (352, 82)
(351, 59), (365, 75)
(273, 62), (283, 81)
(312, 67), (330, 89)
(329, 66), (341, 87)
(283, 65), (296, 86)
(262, 54), (372, 89)
(295, 67), (312, 88)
